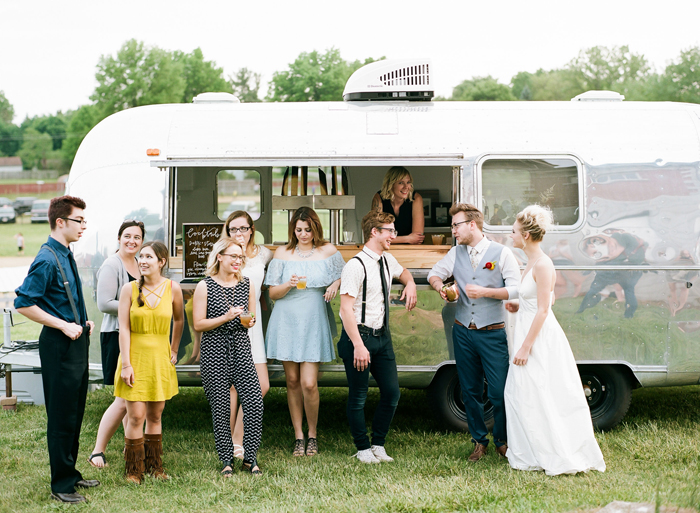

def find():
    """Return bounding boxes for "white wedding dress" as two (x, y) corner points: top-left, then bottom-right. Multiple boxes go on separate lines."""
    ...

(504, 266), (606, 475)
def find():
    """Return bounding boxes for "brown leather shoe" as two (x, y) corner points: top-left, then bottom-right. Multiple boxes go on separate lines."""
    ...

(495, 444), (508, 458)
(468, 443), (488, 462)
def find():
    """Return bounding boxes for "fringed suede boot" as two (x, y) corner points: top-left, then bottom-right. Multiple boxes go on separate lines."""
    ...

(144, 433), (169, 479)
(124, 437), (145, 484)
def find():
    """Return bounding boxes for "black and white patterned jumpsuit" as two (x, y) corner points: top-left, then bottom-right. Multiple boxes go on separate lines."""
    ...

(200, 276), (263, 466)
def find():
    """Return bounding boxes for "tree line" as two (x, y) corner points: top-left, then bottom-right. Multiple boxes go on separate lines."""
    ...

(1, 41), (699, 172)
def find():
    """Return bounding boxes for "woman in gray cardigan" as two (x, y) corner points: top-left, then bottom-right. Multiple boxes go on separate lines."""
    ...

(88, 220), (144, 468)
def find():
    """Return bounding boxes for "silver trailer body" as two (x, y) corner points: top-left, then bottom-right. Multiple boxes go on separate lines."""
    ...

(67, 98), (700, 430)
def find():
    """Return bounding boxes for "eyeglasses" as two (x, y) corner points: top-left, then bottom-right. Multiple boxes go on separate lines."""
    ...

(220, 253), (245, 262)
(62, 217), (87, 227)
(451, 220), (471, 230)
(228, 226), (250, 234)
(376, 227), (398, 236)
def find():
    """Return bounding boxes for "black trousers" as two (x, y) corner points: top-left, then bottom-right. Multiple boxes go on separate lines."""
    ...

(39, 326), (89, 494)
(338, 328), (400, 451)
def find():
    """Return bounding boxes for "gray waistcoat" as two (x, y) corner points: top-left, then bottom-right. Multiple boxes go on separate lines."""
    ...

(453, 242), (506, 328)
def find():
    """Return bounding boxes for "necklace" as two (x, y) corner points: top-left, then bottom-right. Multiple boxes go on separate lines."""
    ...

(295, 244), (315, 259)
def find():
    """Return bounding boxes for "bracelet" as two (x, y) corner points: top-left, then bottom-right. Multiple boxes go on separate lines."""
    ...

(122, 365), (132, 369)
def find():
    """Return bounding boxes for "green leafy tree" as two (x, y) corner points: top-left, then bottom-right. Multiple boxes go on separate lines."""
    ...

(511, 71), (533, 100)
(230, 68), (261, 102)
(21, 113), (69, 151)
(567, 45), (650, 98)
(62, 104), (106, 166)
(0, 91), (14, 124)
(18, 128), (53, 169)
(450, 76), (516, 101)
(529, 69), (583, 101)
(0, 121), (22, 157)
(174, 48), (232, 103)
(266, 48), (379, 102)
(652, 46), (700, 103)
(91, 39), (185, 115)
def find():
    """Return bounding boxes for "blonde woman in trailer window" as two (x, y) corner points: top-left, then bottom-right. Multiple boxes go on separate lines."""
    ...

(371, 166), (425, 245)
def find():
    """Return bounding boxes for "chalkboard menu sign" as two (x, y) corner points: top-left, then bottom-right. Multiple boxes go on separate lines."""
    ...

(183, 223), (224, 281)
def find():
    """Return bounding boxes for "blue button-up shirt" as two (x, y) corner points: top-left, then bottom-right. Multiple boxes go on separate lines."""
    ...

(15, 236), (87, 325)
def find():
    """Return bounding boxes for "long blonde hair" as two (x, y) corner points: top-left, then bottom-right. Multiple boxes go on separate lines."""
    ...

(380, 166), (414, 202)
(205, 237), (245, 280)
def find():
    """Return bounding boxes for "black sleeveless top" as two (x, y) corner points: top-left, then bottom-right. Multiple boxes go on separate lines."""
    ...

(379, 191), (413, 237)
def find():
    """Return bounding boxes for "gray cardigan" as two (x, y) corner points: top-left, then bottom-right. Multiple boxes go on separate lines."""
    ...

(96, 254), (136, 333)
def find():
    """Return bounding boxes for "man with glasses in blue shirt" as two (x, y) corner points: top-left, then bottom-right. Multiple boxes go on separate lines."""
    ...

(15, 196), (98, 503)
(428, 203), (520, 463)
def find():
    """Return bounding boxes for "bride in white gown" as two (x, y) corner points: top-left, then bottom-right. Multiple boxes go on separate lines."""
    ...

(504, 205), (605, 476)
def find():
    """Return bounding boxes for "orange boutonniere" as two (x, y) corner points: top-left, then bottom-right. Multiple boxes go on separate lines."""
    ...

(483, 260), (497, 270)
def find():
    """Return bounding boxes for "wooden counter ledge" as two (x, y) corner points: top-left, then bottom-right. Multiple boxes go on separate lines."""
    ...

(170, 244), (452, 272)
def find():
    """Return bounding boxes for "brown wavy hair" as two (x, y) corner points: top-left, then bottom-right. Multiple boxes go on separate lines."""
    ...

(286, 207), (327, 250)
(136, 241), (168, 307)
(223, 210), (256, 253)
(362, 209), (395, 242)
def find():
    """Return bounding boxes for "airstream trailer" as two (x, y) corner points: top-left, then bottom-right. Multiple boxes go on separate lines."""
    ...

(65, 60), (700, 432)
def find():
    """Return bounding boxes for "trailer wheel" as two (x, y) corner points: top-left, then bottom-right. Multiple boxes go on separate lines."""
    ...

(578, 365), (632, 432)
(427, 366), (494, 432)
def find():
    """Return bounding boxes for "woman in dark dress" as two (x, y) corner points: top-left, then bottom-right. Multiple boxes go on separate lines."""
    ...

(371, 166), (424, 244)
(88, 220), (144, 468)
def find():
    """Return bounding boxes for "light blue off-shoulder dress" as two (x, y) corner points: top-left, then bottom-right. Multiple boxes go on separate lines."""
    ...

(264, 251), (345, 362)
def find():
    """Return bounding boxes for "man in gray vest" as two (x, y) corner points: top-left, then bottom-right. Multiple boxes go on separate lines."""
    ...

(428, 203), (520, 461)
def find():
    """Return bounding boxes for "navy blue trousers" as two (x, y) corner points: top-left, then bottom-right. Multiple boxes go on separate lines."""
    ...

(39, 326), (89, 494)
(452, 322), (509, 447)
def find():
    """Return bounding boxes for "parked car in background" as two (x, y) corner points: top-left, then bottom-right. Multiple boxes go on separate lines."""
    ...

(30, 199), (50, 223)
(0, 197), (12, 207)
(13, 197), (37, 215)
(0, 205), (16, 223)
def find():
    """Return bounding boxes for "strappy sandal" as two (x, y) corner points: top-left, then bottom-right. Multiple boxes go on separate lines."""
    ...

(220, 460), (234, 478)
(233, 444), (245, 461)
(87, 452), (107, 468)
(292, 438), (305, 457)
(242, 459), (262, 476)
(306, 437), (318, 457)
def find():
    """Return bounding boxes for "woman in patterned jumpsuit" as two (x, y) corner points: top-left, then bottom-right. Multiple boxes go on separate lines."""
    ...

(193, 238), (264, 476)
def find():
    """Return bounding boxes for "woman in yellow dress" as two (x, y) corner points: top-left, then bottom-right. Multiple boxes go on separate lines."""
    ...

(115, 241), (184, 484)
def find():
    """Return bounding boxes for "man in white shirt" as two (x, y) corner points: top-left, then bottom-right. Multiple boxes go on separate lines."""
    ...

(428, 203), (520, 462)
(339, 210), (417, 464)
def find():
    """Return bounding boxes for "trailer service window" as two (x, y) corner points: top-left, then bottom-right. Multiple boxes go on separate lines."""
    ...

(216, 169), (261, 221)
(480, 157), (581, 228)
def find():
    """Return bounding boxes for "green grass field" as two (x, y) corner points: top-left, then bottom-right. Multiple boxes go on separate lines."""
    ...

(1, 383), (700, 512)
(0, 218), (50, 257)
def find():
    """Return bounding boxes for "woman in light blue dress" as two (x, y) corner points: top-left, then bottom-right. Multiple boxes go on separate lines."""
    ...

(265, 207), (344, 457)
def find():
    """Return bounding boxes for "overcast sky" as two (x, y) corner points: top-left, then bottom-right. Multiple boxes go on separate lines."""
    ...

(2, 0), (699, 122)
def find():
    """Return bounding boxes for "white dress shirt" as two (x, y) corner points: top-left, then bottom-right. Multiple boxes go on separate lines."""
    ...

(428, 237), (520, 300)
(340, 247), (404, 330)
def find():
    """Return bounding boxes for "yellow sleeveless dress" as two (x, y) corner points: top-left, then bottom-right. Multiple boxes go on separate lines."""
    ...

(114, 281), (179, 401)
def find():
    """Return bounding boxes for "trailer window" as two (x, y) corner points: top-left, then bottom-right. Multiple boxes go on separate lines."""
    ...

(217, 170), (261, 221)
(480, 157), (580, 228)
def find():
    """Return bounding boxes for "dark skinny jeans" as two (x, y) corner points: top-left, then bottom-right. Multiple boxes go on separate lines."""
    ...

(338, 328), (401, 451)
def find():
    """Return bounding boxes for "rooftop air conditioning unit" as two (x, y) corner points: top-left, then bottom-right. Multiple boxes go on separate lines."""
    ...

(343, 58), (434, 102)
(193, 92), (240, 104)
(571, 90), (625, 102)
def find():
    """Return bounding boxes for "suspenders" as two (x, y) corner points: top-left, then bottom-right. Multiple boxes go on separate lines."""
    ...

(351, 256), (368, 325)
(43, 244), (83, 326)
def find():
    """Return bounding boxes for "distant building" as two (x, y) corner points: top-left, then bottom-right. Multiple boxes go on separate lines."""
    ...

(0, 157), (22, 173)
